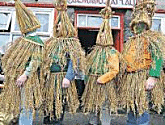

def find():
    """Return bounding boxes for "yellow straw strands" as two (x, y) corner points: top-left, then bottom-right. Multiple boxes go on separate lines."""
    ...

(0, 37), (43, 117)
(40, 0), (85, 119)
(119, 30), (165, 115)
(81, 2), (119, 114)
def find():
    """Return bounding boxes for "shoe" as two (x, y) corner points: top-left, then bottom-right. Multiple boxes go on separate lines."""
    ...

(53, 120), (62, 125)
(88, 113), (101, 125)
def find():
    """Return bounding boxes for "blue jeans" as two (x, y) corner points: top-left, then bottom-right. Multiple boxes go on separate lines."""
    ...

(19, 108), (33, 125)
(127, 111), (150, 125)
(19, 88), (33, 125)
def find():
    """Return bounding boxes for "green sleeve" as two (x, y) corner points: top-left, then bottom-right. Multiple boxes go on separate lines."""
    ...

(24, 61), (33, 76)
(149, 52), (163, 78)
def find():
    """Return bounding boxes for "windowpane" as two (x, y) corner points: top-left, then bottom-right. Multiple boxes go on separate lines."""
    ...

(78, 15), (86, 27)
(12, 34), (21, 41)
(39, 36), (49, 41)
(151, 18), (161, 32)
(0, 12), (11, 30)
(36, 13), (49, 32)
(111, 17), (119, 28)
(87, 16), (102, 27)
(0, 34), (10, 46)
(14, 20), (20, 31)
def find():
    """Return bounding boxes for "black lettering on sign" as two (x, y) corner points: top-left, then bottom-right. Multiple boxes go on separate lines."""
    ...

(125, 0), (131, 5)
(92, 0), (96, 4)
(100, 0), (105, 4)
(119, 0), (123, 5)
(82, 0), (88, 3)
(111, 0), (116, 4)
(77, 0), (82, 3)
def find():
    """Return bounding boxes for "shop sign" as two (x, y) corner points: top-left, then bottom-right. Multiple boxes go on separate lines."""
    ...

(68, 0), (136, 8)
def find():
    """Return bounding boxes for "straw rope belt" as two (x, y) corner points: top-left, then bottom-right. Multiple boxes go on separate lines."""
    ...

(23, 38), (44, 46)
(96, 43), (113, 47)
(51, 72), (66, 75)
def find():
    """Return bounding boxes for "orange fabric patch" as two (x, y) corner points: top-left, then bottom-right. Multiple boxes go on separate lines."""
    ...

(124, 37), (151, 72)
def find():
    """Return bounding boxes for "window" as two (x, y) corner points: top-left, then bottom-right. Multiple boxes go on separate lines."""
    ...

(0, 11), (11, 30)
(151, 18), (161, 32)
(40, 36), (49, 41)
(77, 14), (120, 29)
(12, 34), (21, 41)
(78, 15), (86, 27)
(87, 15), (102, 27)
(0, 33), (10, 46)
(151, 14), (165, 34)
(111, 16), (119, 28)
(0, 7), (55, 52)
(36, 13), (50, 33)
(11, 8), (54, 37)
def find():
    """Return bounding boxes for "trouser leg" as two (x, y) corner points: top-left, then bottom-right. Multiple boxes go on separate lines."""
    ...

(127, 111), (150, 125)
(75, 79), (85, 100)
(88, 111), (101, 125)
(100, 101), (111, 125)
(75, 79), (85, 110)
(19, 88), (33, 125)
(43, 99), (64, 124)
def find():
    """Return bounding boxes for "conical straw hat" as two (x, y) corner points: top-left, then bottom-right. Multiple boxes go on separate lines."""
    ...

(53, 0), (77, 37)
(96, 5), (114, 46)
(130, 0), (156, 32)
(14, 0), (41, 34)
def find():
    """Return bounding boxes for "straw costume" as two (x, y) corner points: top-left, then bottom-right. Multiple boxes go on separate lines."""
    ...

(81, 1), (119, 118)
(0, 0), (43, 123)
(119, 0), (165, 117)
(41, 0), (85, 121)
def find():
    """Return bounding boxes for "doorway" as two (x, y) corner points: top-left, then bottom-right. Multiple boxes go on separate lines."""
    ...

(78, 29), (118, 54)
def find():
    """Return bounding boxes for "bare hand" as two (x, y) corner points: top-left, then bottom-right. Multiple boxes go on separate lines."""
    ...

(96, 79), (103, 85)
(62, 78), (70, 88)
(145, 77), (157, 90)
(16, 74), (27, 87)
(0, 74), (4, 81)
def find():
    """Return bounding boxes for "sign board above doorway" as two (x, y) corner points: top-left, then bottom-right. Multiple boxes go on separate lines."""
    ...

(67, 0), (136, 8)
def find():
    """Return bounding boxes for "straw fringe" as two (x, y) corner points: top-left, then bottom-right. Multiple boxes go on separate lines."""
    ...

(118, 70), (148, 115)
(67, 80), (80, 114)
(151, 71), (165, 114)
(81, 3), (118, 114)
(41, 72), (79, 120)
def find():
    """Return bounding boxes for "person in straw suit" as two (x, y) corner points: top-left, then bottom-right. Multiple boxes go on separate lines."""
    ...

(118, 0), (165, 124)
(0, 0), (44, 124)
(65, 1), (120, 124)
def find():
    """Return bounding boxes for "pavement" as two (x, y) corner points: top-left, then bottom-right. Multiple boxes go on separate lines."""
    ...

(33, 110), (165, 125)
(62, 112), (165, 125)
